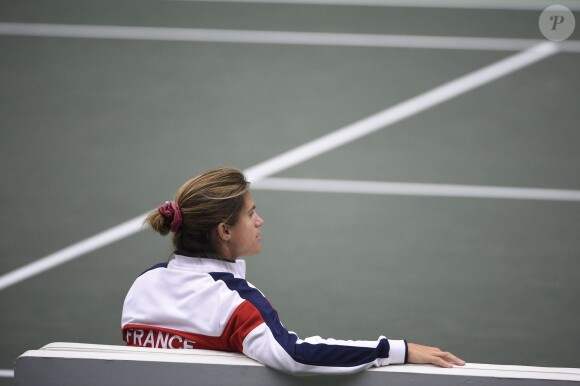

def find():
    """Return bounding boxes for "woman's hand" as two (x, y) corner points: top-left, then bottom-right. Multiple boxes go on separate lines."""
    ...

(407, 343), (466, 368)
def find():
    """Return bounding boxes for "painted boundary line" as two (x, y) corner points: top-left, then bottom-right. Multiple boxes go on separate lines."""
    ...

(243, 41), (558, 181)
(0, 215), (148, 291)
(0, 369), (14, 377)
(253, 178), (580, 201)
(166, 0), (580, 11)
(1, 23), (580, 52)
(0, 41), (558, 291)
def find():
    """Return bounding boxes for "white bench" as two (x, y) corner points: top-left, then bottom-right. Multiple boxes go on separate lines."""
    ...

(14, 342), (580, 385)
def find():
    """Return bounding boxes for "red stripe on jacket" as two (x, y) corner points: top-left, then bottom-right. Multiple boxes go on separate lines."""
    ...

(122, 300), (264, 352)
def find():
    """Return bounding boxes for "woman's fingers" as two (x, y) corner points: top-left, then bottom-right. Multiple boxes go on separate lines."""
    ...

(440, 351), (466, 366)
(433, 356), (454, 368)
(433, 350), (465, 367)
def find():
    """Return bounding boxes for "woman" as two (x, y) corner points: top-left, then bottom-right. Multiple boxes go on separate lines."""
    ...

(121, 167), (464, 375)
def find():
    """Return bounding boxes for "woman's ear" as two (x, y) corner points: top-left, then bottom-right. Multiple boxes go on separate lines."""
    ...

(216, 222), (231, 241)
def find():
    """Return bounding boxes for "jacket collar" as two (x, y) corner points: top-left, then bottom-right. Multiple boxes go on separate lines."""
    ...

(171, 253), (247, 279)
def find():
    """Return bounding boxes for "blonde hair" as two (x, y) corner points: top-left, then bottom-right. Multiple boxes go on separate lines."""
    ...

(146, 168), (249, 258)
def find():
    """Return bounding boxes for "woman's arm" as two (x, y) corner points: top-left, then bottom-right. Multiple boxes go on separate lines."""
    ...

(214, 273), (464, 375)
(242, 323), (407, 375)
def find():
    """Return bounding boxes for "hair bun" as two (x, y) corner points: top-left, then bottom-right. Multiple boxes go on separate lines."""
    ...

(158, 201), (183, 233)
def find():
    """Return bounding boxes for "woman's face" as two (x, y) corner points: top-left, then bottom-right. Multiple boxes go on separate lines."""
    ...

(228, 192), (264, 259)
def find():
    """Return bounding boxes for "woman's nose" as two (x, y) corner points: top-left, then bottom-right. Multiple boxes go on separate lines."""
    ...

(256, 213), (264, 226)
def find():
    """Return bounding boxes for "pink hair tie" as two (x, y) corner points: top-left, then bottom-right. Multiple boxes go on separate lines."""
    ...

(158, 201), (183, 232)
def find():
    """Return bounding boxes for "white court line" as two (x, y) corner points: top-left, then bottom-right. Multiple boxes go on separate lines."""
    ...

(1, 23), (580, 52)
(168, 0), (580, 11)
(0, 369), (14, 377)
(0, 41), (558, 291)
(244, 41), (558, 181)
(0, 215), (148, 291)
(253, 178), (580, 202)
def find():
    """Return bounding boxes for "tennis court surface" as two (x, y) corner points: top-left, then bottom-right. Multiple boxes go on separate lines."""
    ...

(1, 0), (580, 382)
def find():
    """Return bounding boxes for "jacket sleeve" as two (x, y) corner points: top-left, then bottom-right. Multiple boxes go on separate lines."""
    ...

(243, 323), (407, 375)
(217, 275), (408, 375)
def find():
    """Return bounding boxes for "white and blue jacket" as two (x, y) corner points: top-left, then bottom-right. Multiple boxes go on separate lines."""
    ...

(121, 253), (408, 375)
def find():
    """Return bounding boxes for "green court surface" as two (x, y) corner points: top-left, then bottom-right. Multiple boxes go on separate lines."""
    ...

(1, 1), (580, 383)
